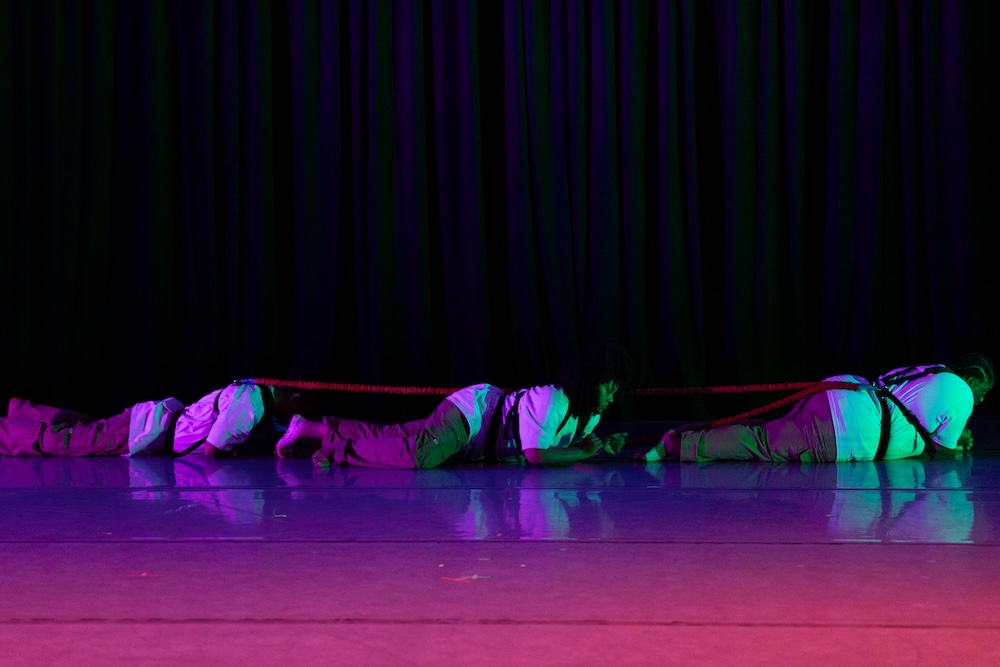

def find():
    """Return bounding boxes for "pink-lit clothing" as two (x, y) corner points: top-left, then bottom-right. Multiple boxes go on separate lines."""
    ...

(322, 399), (467, 468)
(674, 366), (974, 463)
(0, 398), (131, 457)
(445, 384), (506, 459)
(0, 383), (276, 458)
(320, 384), (504, 469)
(675, 392), (838, 463)
(495, 385), (601, 462)
(317, 383), (600, 468)
(127, 383), (275, 455)
(829, 366), (974, 460)
(172, 383), (275, 453)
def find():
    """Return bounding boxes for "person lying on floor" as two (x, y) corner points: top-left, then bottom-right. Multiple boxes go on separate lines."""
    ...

(638, 353), (993, 464)
(275, 343), (635, 468)
(0, 381), (306, 458)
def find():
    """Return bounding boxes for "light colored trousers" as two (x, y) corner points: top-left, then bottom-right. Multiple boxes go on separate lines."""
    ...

(322, 398), (471, 469)
(0, 398), (131, 457)
(677, 391), (839, 463)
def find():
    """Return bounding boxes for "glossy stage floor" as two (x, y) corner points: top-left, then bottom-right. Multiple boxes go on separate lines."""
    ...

(2, 420), (1000, 666)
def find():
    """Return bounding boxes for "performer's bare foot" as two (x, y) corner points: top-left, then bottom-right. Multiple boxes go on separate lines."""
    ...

(276, 415), (324, 458)
(635, 430), (680, 462)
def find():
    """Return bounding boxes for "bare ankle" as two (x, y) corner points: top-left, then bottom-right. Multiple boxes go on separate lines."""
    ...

(663, 431), (682, 457)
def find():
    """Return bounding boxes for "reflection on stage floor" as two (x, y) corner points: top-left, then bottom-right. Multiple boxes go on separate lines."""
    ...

(2, 429), (999, 666)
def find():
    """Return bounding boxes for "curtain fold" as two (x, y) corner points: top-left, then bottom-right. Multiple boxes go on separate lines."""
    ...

(1, 0), (993, 419)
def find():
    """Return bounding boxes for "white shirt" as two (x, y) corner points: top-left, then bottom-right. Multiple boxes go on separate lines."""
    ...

(828, 366), (974, 461)
(174, 383), (272, 452)
(495, 384), (601, 461)
(444, 383), (506, 460)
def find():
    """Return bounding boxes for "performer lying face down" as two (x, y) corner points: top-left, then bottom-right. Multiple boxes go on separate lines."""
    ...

(0, 382), (305, 458)
(274, 343), (636, 469)
(639, 353), (994, 464)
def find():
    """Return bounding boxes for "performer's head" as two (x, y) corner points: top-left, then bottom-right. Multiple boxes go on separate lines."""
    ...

(557, 343), (636, 417)
(951, 353), (994, 406)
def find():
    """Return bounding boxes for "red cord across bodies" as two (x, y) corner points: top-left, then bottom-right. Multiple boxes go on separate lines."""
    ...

(680, 380), (862, 429)
(256, 377), (866, 451)
(253, 378), (466, 396)
(629, 381), (856, 396)
(256, 378), (860, 400)
(255, 377), (864, 449)
(624, 380), (863, 447)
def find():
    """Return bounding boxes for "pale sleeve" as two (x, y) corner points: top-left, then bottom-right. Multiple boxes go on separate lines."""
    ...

(518, 387), (571, 451)
(918, 374), (974, 450)
(206, 384), (269, 450)
(581, 413), (601, 438)
(927, 398), (973, 449)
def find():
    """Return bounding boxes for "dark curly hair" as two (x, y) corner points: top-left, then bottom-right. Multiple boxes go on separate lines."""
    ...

(556, 344), (636, 418)
(949, 353), (995, 387)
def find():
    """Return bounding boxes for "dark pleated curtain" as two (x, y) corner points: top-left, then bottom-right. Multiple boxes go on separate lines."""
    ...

(0, 0), (995, 419)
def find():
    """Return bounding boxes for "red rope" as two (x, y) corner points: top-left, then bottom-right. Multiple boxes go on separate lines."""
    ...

(257, 376), (869, 454)
(256, 376), (865, 450)
(256, 377), (860, 399)
(625, 380), (863, 447)
(630, 381), (842, 396)
(252, 378), (467, 396)
(684, 381), (861, 428)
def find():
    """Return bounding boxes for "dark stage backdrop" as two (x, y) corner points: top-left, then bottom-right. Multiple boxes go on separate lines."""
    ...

(1, 1), (997, 422)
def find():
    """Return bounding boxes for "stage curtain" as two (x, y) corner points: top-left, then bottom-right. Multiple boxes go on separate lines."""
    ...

(0, 1), (994, 418)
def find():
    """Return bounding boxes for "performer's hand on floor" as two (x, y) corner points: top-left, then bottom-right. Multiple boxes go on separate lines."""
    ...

(603, 432), (628, 456)
(579, 434), (605, 458)
(958, 427), (974, 451)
